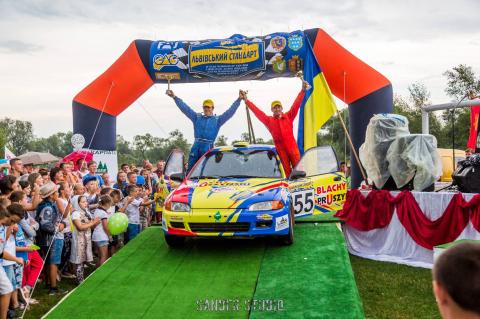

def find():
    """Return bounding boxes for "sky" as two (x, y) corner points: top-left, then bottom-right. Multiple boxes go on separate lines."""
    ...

(1, 0), (479, 144)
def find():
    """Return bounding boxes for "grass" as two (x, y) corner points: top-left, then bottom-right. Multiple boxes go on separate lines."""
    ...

(22, 229), (441, 319)
(349, 255), (440, 319)
(22, 266), (96, 319)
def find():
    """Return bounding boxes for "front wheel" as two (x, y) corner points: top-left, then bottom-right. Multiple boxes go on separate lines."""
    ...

(165, 234), (185, 248)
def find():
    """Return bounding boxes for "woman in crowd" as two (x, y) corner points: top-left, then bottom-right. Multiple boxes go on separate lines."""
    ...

(70, 195), (100, 283)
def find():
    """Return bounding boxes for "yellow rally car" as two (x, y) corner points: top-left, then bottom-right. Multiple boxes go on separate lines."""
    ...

(162, 142), (347, 247)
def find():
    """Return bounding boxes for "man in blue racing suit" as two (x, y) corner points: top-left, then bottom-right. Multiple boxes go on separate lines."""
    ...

(166, 89), (242, 171)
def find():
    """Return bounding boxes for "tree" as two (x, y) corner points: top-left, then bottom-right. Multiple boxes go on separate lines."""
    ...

(317, 110), (350, 162)
(27, 131), (74, 157)
(215, 135), (228, 146)
(116, 135), (136, 167)
(0, 118), (34, 154)
(442, 65), (480, 149)
(133, 133), (156, 159)
(0, 126), (6, 158)
(443, 64), (480, 100)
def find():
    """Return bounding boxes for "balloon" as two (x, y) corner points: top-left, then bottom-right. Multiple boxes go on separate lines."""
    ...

(108, 213), (129, 235)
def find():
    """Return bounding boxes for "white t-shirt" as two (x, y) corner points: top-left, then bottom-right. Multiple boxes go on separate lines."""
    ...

(121, 198), (142, 224)
(92, 208), (109, 242)
(2, 233), (16, 266)
(0, 226), (6, 263)
(106, 206), (115, 217)
(58, 198), (72, 235)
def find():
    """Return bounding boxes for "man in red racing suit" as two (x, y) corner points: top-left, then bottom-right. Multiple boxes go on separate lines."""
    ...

(241, 81), (308, 177)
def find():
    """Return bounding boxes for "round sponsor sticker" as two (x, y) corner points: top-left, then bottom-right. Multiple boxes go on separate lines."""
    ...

(270, 36), (286, 52)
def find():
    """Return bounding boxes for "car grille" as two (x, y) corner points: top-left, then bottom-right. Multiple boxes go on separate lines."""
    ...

(170, 222), (185, 229)
(189, 222), (250, 233)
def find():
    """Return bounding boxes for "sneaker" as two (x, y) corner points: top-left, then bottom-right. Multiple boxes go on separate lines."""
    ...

(48, 287), (67, 295)
(28, 298), (39, 305)
(61, 272), (76, 279)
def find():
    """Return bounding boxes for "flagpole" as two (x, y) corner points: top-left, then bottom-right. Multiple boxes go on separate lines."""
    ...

(305, 38), (368, 186)
(335, 108), (369, 185)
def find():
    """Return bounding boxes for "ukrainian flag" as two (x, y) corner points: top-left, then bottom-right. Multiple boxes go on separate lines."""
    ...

(297, 38), (338, 154)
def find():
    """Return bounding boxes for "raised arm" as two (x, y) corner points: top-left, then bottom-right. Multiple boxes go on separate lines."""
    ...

(245, 99), (270, 127)
(285, 89), (306, 120)
(166, 89), (197, 122)
(218, 98), (242, 127)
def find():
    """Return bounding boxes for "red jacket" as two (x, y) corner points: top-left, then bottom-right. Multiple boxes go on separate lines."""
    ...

(246, 90), (305, 147)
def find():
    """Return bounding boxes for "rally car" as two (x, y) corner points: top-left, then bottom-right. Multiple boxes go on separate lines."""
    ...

(162, 142), (347, 247)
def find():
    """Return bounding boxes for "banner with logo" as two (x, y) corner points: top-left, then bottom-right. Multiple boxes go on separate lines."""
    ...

(88, 149), (118, 181)
(149, 31), (306, 82)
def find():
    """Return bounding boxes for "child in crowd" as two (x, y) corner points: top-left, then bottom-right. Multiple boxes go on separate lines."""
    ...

(119, 185), (153, 243)
(92, 195), (113, 268)
(4, 204), (26, 313)
(36, 182), (66, 295)
(108, 190), (123, 255)
(113, 172), (128, 196)
(57, 182), (75, 279)
(70, 195), (99, 283)
(0, 206), (23, 319)
(72, 183), (85, 196)
(84, 177), (99, 211)
(8, 192), (42, 305)
(38, 169), (50, 185)
(153, 177), (170, 223)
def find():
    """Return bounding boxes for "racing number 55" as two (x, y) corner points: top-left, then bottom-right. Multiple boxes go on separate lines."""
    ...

(292, 189), (314, 216)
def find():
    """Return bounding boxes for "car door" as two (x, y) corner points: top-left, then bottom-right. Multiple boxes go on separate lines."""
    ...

(164, 149), (185, 189)
(288, 146), (347, 218)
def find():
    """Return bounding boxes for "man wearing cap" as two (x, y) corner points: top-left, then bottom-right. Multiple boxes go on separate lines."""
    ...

(241, 81), (308, 177)
(166, 89), (243, 171)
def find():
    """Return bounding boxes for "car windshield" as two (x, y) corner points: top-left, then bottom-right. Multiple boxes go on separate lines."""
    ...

(189, 149), (282, 179)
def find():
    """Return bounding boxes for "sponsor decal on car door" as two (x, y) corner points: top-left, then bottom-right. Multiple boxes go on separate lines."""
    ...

(288, 146), (347, 217)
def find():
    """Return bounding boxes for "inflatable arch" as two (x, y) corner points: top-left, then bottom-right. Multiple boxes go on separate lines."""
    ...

(72, 28), (392, 187)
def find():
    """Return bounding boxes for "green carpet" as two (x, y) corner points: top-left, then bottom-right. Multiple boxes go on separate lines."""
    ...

(45, 228), (265, 319)
(250, 223), (364, 319)
(45, 225), (363, 319)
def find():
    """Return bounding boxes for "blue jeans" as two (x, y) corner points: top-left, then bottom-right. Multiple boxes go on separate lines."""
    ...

(48, 239), (64, 265)
(126, 224), (140, 243)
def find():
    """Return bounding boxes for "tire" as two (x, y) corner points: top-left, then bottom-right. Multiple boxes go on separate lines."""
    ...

(278, 206), (295, 246)
(165, 234), (185, 248)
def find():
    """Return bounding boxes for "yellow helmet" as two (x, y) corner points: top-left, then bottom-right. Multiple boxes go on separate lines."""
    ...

(271, 100), (282, 108)
(203, 99), (214, 108)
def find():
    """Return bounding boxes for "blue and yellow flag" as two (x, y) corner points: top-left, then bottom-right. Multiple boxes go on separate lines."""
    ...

(297, 39), (338, 154)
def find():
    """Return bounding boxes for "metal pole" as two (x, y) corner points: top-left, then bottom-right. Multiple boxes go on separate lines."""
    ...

(421, 109), (429, 134)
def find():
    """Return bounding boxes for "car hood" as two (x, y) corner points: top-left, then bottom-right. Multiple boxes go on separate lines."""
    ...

(170, 178), (288, 209)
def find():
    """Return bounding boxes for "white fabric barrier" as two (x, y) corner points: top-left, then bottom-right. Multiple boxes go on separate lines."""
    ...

(343, 191), (480, 268)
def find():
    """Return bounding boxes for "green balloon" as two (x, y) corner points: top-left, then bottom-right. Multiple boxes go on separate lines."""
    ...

(108, 213), (129, 235)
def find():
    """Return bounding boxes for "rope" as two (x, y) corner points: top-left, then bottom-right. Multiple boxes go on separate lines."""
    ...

(21, 82), (115, 319)
(136, 100), (169, 136)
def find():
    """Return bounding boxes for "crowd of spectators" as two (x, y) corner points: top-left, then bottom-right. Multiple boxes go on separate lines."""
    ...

(0, 158), (170, 319)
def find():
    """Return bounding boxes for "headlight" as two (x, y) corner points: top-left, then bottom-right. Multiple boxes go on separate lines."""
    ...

(248, 200), (284, 211)
(168, 202), (190, 212)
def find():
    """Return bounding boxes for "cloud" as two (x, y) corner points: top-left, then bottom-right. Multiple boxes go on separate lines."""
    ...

(0, 40), (43, 53)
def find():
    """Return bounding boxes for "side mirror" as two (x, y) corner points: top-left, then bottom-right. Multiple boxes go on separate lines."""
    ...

(170, 172), (185, 183)
(289, 169), (306, 180)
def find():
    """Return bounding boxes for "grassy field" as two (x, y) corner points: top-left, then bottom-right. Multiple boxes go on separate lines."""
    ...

(22, 233), (440, 319)
(350, 255), (440, 319)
